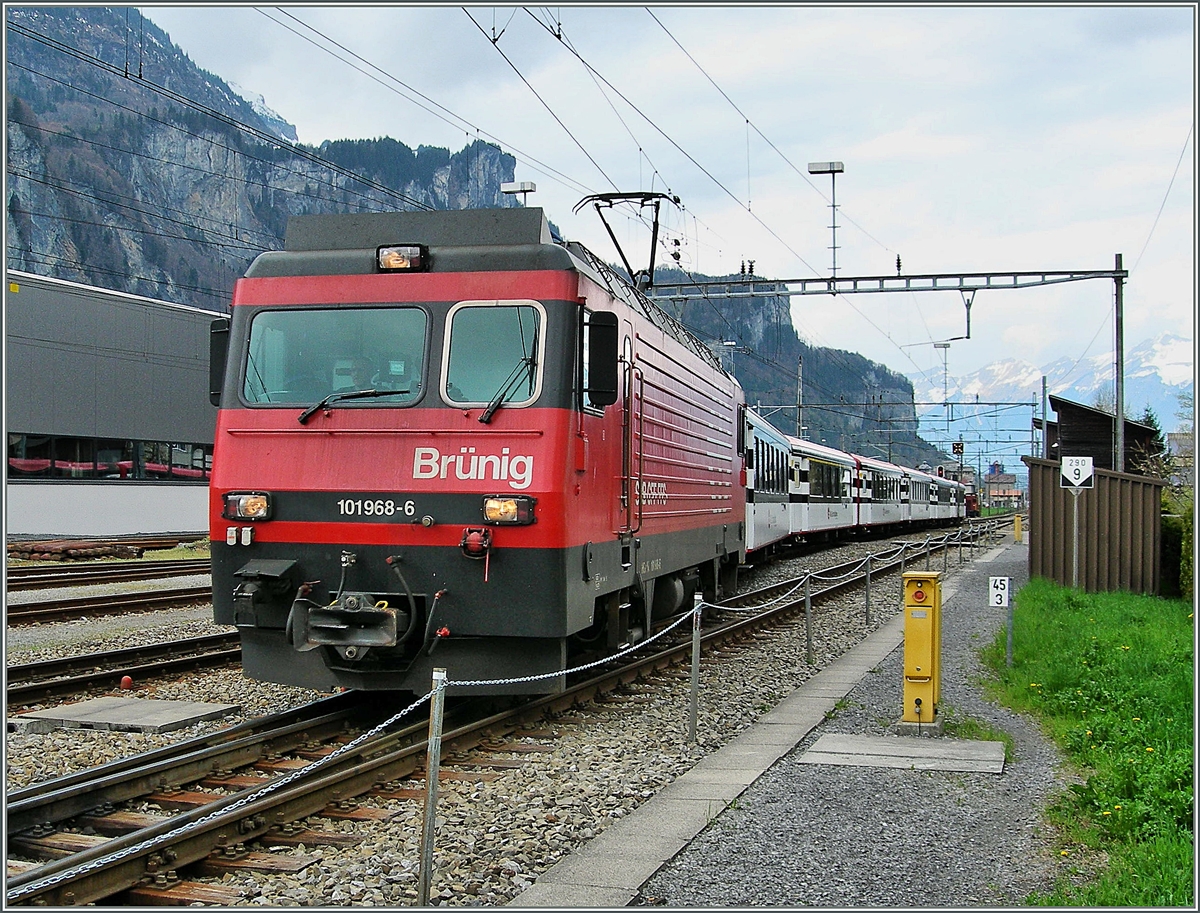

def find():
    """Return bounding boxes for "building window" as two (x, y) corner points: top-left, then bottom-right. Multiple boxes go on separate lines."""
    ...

(52, 437), (96, 479)
(8, 433), (52, 477)
(6, 434), (211, 483)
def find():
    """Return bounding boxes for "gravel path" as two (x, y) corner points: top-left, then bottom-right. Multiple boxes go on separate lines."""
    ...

(636, 541), (1071, 907)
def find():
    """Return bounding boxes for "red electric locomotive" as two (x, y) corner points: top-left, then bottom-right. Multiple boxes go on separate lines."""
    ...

(209, 207), (746, 694)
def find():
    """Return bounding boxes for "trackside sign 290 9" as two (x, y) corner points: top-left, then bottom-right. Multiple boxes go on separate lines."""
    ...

(1060, 456), (1094, 489)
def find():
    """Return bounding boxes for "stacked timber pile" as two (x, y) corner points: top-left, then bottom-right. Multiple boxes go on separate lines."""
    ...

(7, 540), (144, 561)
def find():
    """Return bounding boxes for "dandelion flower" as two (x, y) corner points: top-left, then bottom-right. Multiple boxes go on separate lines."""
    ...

(1146, 747), (1154, 752)
(1102, 811), (1111, 816)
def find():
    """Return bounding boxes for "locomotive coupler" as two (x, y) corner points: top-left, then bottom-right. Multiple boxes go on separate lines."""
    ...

(285, 590), (402, 659)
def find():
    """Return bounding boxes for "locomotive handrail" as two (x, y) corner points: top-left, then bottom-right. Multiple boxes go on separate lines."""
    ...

(633, 366), (646, 534)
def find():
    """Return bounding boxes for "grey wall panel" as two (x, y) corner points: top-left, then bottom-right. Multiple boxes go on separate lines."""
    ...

(6, 482), (208, 537)
(6, 272), (220, 442)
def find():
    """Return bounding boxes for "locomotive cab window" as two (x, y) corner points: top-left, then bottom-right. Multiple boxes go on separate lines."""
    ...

(242, 307), (426, 406)
(443, 300), (544, 409)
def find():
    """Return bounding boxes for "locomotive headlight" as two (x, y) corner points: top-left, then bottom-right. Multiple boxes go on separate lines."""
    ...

(376, 243), (428, 272)
(223, 491), (272, 520)
(482, 495), (537, 525)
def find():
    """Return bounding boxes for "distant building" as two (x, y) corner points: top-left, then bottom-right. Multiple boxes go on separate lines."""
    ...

(1166, 432), (1195, 488)
(981, 461), (1021, 508)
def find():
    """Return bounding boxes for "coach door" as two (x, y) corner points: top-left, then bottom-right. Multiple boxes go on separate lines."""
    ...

(618, 332), (644, 535)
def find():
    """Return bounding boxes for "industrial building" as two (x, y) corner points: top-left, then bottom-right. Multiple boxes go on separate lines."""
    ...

(6, 271), (220, 538)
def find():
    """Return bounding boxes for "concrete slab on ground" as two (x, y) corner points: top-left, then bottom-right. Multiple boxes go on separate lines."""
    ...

(797, 732), (1005, 773)
(12, 697), (240, 734)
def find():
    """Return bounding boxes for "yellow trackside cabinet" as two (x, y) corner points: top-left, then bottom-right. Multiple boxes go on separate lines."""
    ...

(901, 571), (941, 724)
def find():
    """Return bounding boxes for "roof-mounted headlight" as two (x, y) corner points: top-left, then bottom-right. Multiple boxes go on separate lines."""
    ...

(223, 491), (272, 520)
(377, 244), (428, 272)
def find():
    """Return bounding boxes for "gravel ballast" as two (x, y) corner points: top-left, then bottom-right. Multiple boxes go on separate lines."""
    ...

(5, 530), (1074, 906)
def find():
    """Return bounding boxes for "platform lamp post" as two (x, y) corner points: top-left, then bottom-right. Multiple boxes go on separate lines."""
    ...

(807, 162), (843, 279)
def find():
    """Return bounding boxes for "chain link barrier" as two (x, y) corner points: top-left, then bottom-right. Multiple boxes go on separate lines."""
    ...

(447, 610), (694, 689)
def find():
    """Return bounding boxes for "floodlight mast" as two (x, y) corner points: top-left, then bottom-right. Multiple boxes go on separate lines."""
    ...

(501, 181), (536, 206)
(808, 161), (844, 279)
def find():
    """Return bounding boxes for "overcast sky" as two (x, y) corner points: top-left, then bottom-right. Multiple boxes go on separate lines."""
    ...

(144, 4), (1195, 391)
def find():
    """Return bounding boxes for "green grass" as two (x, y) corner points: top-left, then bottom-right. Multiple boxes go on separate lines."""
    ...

(978, 578), (1193, 906)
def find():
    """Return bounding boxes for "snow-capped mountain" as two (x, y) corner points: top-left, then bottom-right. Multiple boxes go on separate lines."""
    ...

(908, 333), (1194, 476)
(226, 81), (298, 143)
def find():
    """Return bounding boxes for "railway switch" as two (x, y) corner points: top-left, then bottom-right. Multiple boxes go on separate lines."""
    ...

(901, 571), (942, 726)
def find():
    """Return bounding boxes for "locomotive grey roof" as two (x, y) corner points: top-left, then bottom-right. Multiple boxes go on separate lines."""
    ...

(284, 207), (553, 251)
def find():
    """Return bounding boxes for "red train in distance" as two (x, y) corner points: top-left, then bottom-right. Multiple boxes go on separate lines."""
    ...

(209, 207), (746, 695)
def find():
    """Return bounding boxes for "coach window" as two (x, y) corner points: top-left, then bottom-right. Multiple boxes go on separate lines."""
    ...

(444, 300), (544, 407)
(243, 307), (426, 405)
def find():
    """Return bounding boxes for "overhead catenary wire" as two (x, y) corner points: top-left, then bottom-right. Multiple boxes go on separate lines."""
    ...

(522, 10), (827, 281)
(262, 8), (596, 200)
(520, 9), (919, 393)
(642, 10), (940, 379)
(463, 8), (620, 193)
(1130, 121), (1193, 275)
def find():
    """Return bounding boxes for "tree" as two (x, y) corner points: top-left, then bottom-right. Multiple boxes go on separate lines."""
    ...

(1175, 390), (1194, 435)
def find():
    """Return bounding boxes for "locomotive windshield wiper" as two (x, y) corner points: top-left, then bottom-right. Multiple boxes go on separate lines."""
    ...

(478, 356), (536, 424)
(297, 388), (408, 425)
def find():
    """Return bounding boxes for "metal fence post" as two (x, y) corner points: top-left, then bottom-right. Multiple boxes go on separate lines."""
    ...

(864, 554), (872, 625)
(418, 669), (447, 907)
(804, 574), (814, 664)
(688, 594), (702, 743)
(925, 535), (931, 570)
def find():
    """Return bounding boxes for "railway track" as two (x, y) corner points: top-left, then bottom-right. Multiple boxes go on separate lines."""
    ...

(5, 559), (211, 592)
(5, 586), (214, 626)
(6, 633), (241, 708)
(4, 522), (1004, 906)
